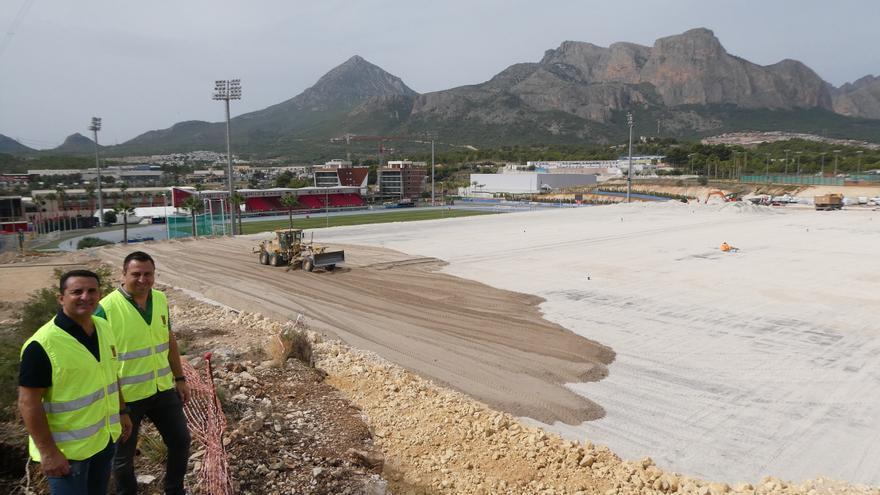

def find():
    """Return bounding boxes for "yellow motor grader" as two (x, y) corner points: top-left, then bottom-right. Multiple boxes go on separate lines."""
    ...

(255, 228), (345, 272)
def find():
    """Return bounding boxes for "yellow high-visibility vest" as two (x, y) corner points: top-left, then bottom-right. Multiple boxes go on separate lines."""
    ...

(21, 317), (121, 462)
(99, 289), (173, 402)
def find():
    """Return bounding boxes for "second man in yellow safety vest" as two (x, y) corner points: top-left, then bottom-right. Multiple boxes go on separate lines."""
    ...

(95, 251), (191, 495)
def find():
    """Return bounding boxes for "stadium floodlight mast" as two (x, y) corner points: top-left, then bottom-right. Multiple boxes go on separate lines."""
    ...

(88, 117), (104, 226)
(213, 79), (242, 235)
(626, 112), (634, 203)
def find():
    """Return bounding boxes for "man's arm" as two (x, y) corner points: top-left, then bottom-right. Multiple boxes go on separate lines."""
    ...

(18, 387), (69, 476)
(118, 385), (132, 442)
(167, 331), (190, 405)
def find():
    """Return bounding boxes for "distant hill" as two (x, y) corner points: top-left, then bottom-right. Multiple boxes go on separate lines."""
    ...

(0, 134), (36, 154)
(89, 29), (880, 157)
(116, 55), (418, 155)
(52, 133), (99, 154)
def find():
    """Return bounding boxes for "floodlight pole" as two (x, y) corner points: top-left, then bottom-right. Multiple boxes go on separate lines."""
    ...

(626, 112), (634, 203)
(89, 117), (103, 226)
(213, 79), (241, 235)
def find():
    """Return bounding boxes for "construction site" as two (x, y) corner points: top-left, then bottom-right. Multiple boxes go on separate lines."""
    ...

(2, 186), (880, 495)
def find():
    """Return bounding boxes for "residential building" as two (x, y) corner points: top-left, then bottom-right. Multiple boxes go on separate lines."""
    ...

(378, 160), (426, 199)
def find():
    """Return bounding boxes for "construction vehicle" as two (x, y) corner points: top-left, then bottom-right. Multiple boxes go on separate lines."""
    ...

(814, 194), (844, 211)
(704, 189), (740, 204)
(255, 228), (345, 272)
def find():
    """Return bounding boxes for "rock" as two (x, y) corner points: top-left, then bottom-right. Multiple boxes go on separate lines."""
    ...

(312, 467), (324, 478)
(136, 474), (156, 485)
(579, 455), (595, 467)
(708, 482), (730, 495)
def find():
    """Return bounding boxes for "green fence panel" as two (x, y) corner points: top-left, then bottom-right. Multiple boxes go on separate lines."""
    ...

(167, 214), (229, 239)
(741, 175), (845, 186)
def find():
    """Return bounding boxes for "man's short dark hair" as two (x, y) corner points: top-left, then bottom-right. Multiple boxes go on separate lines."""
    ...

(123, 251), (155, 272)
(60, 269), (101, 293)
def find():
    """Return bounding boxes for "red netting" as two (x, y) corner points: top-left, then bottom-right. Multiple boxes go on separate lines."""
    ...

(182, 354), (233, 495)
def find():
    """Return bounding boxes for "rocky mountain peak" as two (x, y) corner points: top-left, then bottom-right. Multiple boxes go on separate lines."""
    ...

(303, 55), (417, 105)
(650, 27), (726, 63)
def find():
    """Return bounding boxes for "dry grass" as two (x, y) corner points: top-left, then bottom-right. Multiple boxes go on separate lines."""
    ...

(138, 425), (167, 466)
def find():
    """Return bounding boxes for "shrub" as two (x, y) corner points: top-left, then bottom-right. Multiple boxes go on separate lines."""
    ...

(697, 176), (708, 186)
(266, 327), (313, 368)
(77, 237), (114, 249)
(102, 210), (117, 225)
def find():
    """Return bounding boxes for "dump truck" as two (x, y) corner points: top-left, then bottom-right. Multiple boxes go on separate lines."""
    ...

(255, 228), (345, 272)
(814, 194), (844, 211)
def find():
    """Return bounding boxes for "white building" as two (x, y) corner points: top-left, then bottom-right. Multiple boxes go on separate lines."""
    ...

(469, 172), (597, 194)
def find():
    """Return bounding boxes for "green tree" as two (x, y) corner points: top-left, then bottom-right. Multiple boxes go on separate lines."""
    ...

(275, 171), (293, 188)
(181, 195), (204, 238)
(280, 192), (299, 230)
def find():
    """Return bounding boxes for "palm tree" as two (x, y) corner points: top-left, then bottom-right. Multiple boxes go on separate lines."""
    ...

(115, 201), (135, 244)
(230, 192), (245, 234)
(84, 184), (96, 224)
(44, 193), (57, 232)
(181, 195), (204, 238)
(280, 192), (299, 230)
(55, 186), (70, 230)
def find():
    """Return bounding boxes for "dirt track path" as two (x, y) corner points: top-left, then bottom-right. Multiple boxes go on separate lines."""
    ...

(99, 237), (613, 424)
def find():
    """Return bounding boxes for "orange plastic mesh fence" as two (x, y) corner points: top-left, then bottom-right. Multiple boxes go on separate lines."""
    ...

(182, 354), (233, 495)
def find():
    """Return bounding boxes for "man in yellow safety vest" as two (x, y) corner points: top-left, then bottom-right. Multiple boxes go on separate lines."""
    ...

(95, 251), (191, 495)
(19, 269), (132, 494)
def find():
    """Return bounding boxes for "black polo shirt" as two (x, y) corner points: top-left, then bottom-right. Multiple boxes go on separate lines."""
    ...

(19, 311), (101, 388)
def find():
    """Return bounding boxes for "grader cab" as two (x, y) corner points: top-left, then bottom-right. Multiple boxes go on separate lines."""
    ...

(255, 228), (345, 272)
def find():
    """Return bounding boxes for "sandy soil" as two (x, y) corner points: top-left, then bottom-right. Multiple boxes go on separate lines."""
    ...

(96, 240), (613, 425)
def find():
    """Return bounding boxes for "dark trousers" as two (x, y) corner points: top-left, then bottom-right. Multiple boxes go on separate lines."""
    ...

(113, 389), (191, 495)
(47, 440), (114, 495)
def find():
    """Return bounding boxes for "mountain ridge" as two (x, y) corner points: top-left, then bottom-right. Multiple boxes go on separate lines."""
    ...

(33, 29), (880, 156)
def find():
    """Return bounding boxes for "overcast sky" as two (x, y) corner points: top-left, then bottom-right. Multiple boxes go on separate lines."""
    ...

(1, 0), (877, 150)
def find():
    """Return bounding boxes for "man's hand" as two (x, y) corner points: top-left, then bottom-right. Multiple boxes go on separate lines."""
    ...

(176, 381), (191, 406)
(120, 413), (133, 442)
(40, 447), (70, 477)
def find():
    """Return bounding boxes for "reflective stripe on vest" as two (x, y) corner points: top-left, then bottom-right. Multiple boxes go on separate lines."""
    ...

(51, 414), (120, 443)
(42, 382), (119, 414)
(119, 366), (172, 386)
(118, 342), (170, 361)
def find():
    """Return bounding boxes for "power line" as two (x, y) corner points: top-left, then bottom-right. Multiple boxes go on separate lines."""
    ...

(0, 0), (36, 60)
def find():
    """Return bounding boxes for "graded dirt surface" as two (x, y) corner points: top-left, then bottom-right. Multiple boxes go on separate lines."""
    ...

(96, 239), (613, 425)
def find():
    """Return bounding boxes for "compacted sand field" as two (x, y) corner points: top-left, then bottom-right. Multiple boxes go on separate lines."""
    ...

(312, 201), (880, 485)
(99, 200), (880, 485)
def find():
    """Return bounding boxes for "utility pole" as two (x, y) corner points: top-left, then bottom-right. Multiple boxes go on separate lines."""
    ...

(88, 117), (103, 226)
(784, 149), (791, 175)
(626, 112), (634, 203)
(765, 154), (771, 183)
(213, 79), (241, 235)
(820, 152), (826, 175)
(833, 150), (841, 176)
(796, 151), (802, 176)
